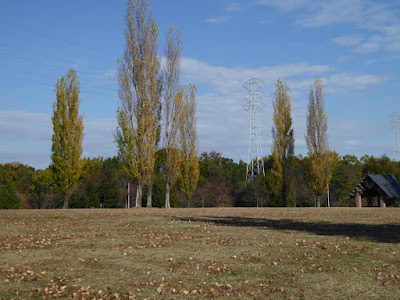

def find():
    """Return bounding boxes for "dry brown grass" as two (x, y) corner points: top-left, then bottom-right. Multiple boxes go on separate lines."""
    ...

(0, 208), (399, 299)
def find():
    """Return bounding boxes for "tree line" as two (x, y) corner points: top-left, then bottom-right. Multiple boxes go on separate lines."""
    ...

(2, 153), (400, 209)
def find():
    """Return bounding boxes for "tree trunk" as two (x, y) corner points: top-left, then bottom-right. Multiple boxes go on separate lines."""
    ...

(281, 184), (287, 207)
(165, 183), (171, 208)
(63, 190), (70, 209)
(183, 194), (189, 208)
(147, 182), (152, 207)
(316, 195), (321, 207)
(136, 183), (142, 207)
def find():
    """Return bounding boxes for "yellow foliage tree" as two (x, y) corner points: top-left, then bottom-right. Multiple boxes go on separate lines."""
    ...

(179, 85), (199, 206)
(51, 69), (84, 209)
(163, 24), (183, 208)
(116, 0), (162, 207)
(270, 79), (295, 207)
(305, 77), (338, 207)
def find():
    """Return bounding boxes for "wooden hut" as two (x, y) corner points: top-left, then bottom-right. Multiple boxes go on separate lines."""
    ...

(350, 174), (400, 207)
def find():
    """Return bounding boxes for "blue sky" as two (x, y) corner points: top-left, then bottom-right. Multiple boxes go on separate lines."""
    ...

(1, 0), (400, 169)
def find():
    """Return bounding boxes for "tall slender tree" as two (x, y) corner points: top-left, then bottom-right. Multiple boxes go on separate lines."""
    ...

(271, 79), (295, 207)
(305, 77), (337, 207)
(51, 69), (84, 209)
(163, 24), (183, 208)
(116, 0), (161, 207)
(179, 85), (200, 206)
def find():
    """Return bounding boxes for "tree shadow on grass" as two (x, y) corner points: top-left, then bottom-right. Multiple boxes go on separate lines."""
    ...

(174, 216), (400, 243)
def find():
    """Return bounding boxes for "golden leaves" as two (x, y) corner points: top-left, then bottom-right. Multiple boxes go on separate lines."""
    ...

(117, 0), (161, 192)
(51, 69), (84, 208)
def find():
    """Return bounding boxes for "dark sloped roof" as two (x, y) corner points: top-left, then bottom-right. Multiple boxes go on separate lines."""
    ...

(366, 174), (400, 198)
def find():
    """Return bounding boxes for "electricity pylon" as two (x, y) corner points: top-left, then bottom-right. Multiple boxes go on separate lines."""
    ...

(244, 77), (265, 182)
(390, 112), (400, 161)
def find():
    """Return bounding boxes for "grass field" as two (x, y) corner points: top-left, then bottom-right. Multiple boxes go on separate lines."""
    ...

(0, 208), (399, 299)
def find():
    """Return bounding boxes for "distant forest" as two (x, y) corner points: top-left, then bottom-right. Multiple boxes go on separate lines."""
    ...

(1, 151), (399, 209)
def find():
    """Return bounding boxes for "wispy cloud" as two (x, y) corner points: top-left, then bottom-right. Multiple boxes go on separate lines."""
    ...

(257, 0), (400, 55)
(0, 111), (52, 169)
(0, 110), (117, 169)
(256, 0), (310, 12)
(332, 35), (364, 47)
(102, 69), (116, 79)
(181, 57), (384, 96)
(225, 3), (242, 12)
(205, 16), (231, 24)
(180, 57), (387, 160)
(322, 72), (386, 93)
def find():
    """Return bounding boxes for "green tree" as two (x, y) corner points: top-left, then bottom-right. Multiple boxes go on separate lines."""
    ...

(270, 79), (295, 207)
(100, 158), (123, 208)
(330, 155), (362, 206)
(292, 155), (315, 207)
(51, 69), (84, 209)
(28, 168), (53, 209)
(361, 155), (400, 178)
(0, 162), (35, 208)
(0, 181), (21, 209)
(116, 0), (162, 208)
(305, 77), (337, 207)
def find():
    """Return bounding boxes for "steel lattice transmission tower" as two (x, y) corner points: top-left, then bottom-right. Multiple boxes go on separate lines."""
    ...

(244, 77), (265, 182)
(390, 112), (400, 161)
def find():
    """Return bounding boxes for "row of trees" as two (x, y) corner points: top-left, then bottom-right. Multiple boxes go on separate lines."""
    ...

(2, 153), (400, 209)
(49, 0), (199, 209)
(116, 0), (199, 208)
(268, 77), (337, 207)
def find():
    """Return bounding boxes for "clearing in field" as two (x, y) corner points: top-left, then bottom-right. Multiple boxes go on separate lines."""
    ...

(0, 208), (399, 299)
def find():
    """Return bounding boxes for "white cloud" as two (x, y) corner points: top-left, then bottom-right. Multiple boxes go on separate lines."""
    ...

(344, 139), (364, 146)
(181, 57), (334, 96)
(257, 0), (400, 55)
(181, 57), (384, 95)
(0, 111), (52, 169)
(205, 16), (231, 24)
(298, 0), (364, 28)
(332, 35), (363, 47)
(329, 118), (392, 157)
(225, 3), (242, 12)
(323, 72), (385, 92)
(102, 69), (117, 79)
(353, 25), (400, 54)
(256, 0), (310, 12)
(83, 118), (117, 159)
(0, 110), (118, 169)
(180, 57), (387, 161)
(353, 35), (382, 54)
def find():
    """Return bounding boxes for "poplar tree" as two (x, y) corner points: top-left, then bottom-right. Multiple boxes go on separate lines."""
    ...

(51, 69), (84, 209)
(179, 85), (200, 207)
(163, 24), (183, 208)
(116, 0), (161, 207)
(305, 77), (337, 207)
(271, 79), (295, 207)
